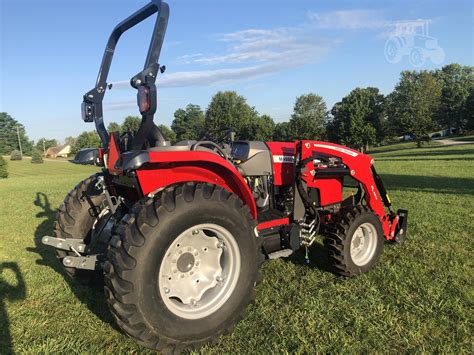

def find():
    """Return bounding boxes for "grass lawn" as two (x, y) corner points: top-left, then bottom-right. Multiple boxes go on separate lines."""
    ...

(0, 146), (473, 353)
(451, 135), (474, 142)
(367, 140), (441, 154)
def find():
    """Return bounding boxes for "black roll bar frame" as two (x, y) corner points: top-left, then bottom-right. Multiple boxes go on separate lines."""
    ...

(81, 0), (169, 150)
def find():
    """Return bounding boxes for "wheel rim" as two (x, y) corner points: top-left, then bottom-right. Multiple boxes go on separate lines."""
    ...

(158, 223), (241, 319)
(350, 222), (378, 266)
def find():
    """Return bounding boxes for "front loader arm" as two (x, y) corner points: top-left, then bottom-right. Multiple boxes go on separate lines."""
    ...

(299, 141), (405, 241)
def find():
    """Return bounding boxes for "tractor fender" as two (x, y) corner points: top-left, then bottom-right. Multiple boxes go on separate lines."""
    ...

(134, 150), (257, 219)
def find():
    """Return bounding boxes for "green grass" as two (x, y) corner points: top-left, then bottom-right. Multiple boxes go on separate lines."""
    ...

(0, 148), (473, 353)
(367, 140), (441, 154)
(450, 135), (474, 142)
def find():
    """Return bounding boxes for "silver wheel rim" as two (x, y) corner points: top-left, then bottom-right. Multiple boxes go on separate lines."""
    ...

(158, 223), (241, 319)
(350, 222), (378, 266)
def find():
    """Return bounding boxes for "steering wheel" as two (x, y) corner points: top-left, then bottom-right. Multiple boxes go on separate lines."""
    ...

(214, 128), (235, 144)
(199, 128), (234, 145)
(193, 128), (235, 160)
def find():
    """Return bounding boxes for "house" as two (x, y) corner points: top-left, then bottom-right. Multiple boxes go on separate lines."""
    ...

(45, 144), (71, 158)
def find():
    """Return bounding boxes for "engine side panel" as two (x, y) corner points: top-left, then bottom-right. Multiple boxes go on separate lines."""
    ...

(265, 142), (296, 186)
(232, 141), (273, 176)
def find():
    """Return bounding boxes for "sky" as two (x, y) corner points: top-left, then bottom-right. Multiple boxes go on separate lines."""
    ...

(0, 0), (473, 142)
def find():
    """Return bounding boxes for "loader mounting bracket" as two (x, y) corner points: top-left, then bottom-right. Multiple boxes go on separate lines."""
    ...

(63, 255), (101, 271)
(41, 236), (86, 254)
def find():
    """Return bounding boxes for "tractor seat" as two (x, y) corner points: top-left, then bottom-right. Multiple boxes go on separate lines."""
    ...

(148, 140), (195, 152)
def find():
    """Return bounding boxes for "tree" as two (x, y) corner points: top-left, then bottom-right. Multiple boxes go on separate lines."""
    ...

(0, 156), (8, 178)
(31, 149), (44, 164)
(273, 122), (292, 141)
(158, 124), (176, 144)
(205, 91), (257, 138)
(241, 114), (275, 141)
(330, 88), (385, 151)
(122, 116), (141, 133)
(71, 131), (102, 154)
(464, 88), (474, 131)
(10, 150), (22, 161)
(107, 121), (122, 133)
(171, 104), (205, 141)
(35, 138), (58, 154)
(387, 70), (442, 147)
(0, 112), (33, 155)
(64, 136), (76, 147)
(436, 64), (474, 132)
(288, 94), (327, 141)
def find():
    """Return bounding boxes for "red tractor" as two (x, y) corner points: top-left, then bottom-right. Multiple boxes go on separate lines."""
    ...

(42, 0), (407, 351)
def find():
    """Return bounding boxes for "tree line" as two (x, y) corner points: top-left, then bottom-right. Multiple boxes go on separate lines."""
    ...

(1, 63), (472, 157)
(166, 63), (473, 150)
(170, 63), (473, 150)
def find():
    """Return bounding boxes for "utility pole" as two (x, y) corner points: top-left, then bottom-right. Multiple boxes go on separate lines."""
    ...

(43, 138), (46, 156)
(16, 125), (23, 158)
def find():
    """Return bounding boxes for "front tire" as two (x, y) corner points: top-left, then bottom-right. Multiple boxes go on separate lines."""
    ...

(324, 206), (384, 276)
(104, 182), (259, 352)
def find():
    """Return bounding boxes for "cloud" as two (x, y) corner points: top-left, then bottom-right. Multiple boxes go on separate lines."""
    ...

(112, 23), (336, 89)
(191, 27), (329, 67)
(104, 99), (137, 111)
(307, 9), (434, 40)
(308, 9), (391, 30)
(110, 9), (436, 90)
(104, 97), (184, 110)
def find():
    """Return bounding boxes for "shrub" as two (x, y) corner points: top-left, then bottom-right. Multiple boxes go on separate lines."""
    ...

(31, 149), (44, 164)
(10, 149), (22, 160)
(0, 156), (8, 178)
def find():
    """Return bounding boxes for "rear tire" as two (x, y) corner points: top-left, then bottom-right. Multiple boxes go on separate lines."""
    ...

(54, 173), (107, 281)
(104, 182), (259, 352)
(324, 206), (384, 276)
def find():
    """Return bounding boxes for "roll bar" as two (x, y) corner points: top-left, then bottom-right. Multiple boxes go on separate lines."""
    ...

(81, 0), (169, 150)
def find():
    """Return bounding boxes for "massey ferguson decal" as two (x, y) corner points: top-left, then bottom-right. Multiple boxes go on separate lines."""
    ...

(273, 155), (295, 163)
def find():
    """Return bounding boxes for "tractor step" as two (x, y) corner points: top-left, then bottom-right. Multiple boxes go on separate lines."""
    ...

(42, 236), (86, 253)
(268, 248), (293, 260)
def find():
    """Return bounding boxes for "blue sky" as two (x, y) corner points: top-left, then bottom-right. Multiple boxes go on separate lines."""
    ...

(1, 0), (473, 142)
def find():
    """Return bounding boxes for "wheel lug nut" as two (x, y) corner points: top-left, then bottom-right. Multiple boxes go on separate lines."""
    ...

(192, 230), (199, 235)
(216, 275), (222, 282)
(191, 299), (197, 305)
(164, 288), (170, 294)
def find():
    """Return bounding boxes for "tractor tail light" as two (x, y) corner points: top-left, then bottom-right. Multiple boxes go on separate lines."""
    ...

(97, 148), (105, 166)
(137, 86), (151, 113)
